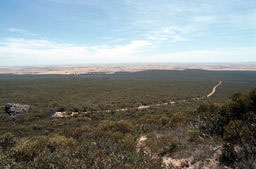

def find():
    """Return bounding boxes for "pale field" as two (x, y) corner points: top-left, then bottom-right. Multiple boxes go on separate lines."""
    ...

(0, 63), (255, 75)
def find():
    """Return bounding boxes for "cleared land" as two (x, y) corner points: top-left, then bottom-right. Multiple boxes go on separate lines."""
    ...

(0, 63), (256, 75)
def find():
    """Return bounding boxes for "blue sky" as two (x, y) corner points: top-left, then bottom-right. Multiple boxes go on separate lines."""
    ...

(0, 0), (255, 66)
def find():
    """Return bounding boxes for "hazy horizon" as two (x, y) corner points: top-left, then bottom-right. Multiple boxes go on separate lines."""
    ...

(1, 62), (256, 68)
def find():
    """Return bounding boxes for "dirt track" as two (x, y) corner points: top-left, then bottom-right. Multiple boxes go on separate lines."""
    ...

(129, 80), (222, 111)
(53, 81), (222, 117)
(207, 81), (222, 97)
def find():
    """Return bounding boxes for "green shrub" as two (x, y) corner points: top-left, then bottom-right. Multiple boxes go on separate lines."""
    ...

(198, 88), (256, 167)
(98, 120), (116, 131)
(198, 111), (226, 137)
(169, 112), (188, 128)
(113, 131), (124, 141)
(48, 134), (76, 148)
(188, 130), (201, 143)
(116, 120), (134, 133)
(11, 137), (47, 162)
(121, 133), (135, 151)
(219, 144), (237, 167)
(223, 120), (250, 144)
(98, 120), (134, 134)
(62, 125), (94, 140)
(144, 134), (179, 156)
(0, 133), (16, 150)
(48, 101), (65, 112)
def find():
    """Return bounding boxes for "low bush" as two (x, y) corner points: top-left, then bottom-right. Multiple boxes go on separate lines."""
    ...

(0, 133), (16, 151)
(144, 134), (179, 156)
(169, 112), (189, 128)
(116, 120), (134, 133)
(198, 88), (256, 167)
(11, 137), (47, 162)
(98, 120), (133, 134)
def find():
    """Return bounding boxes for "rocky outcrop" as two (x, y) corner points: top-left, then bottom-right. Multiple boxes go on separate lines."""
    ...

(5, 103), (30, 116)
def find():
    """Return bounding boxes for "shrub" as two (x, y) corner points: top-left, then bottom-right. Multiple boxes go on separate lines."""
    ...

(0, 133), (16, 150)
(62, 125), (94, 140)
(169, 112), (188, 128)
(48, 101), (65, 112)
(219, 144), (237, 167)
(116, 120), (134, 133)
(144, 134), (179, 156)
(198, 88), (256, 167)
(98, 120), (134, 133)
(188, 130), (201, 143)
(197, 111), (226, 137)
(48, 134), (76, 149)
(121, 133), (135, 151)
(223, 120), (250, 144)
(11, 137), (47, 162)
(113, 131), (124, 141)
(98, 120), (116, 131)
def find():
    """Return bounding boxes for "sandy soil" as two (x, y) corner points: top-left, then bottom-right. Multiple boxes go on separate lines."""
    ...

(137, 135), (228, 169)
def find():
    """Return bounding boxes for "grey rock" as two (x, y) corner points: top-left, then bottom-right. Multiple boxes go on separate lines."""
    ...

(5, 103), (30, 116)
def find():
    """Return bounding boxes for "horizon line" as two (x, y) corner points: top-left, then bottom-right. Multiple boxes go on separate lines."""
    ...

(1, 62), (256, 68)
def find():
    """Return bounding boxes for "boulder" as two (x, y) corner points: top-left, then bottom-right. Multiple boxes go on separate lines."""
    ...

(5, 103), (30, 116)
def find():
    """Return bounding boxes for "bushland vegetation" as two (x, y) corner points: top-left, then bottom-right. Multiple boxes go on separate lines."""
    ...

(197, 89), (256, 168)
(0, 70), (255, 168)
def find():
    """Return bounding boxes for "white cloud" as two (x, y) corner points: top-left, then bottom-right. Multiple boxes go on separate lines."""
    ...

(144, 26), (189, 43)
(0, 38), (153, 66)
(92, 40), (152, 60)
(0, 39), (89, 66)
(125, 0), (256, 44)
(0, 37), (255, 66)
(8, 28), (39, 36)
(145, 48), (256, 63)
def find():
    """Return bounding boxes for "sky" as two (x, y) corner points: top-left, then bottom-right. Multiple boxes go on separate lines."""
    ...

(0, 0), (255, 66)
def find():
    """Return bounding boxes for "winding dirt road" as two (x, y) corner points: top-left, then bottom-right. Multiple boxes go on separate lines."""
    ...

(207, 81), (222, 97)
(113, 80), (222, 111)
(133, 80), (222, 110)
(53, 81), (222, 117)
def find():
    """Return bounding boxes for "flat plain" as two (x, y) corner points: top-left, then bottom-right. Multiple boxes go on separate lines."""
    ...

(1, 63), (256, 75)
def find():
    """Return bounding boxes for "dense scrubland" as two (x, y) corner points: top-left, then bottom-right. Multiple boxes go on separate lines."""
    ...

(0, 70), (255, 168)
